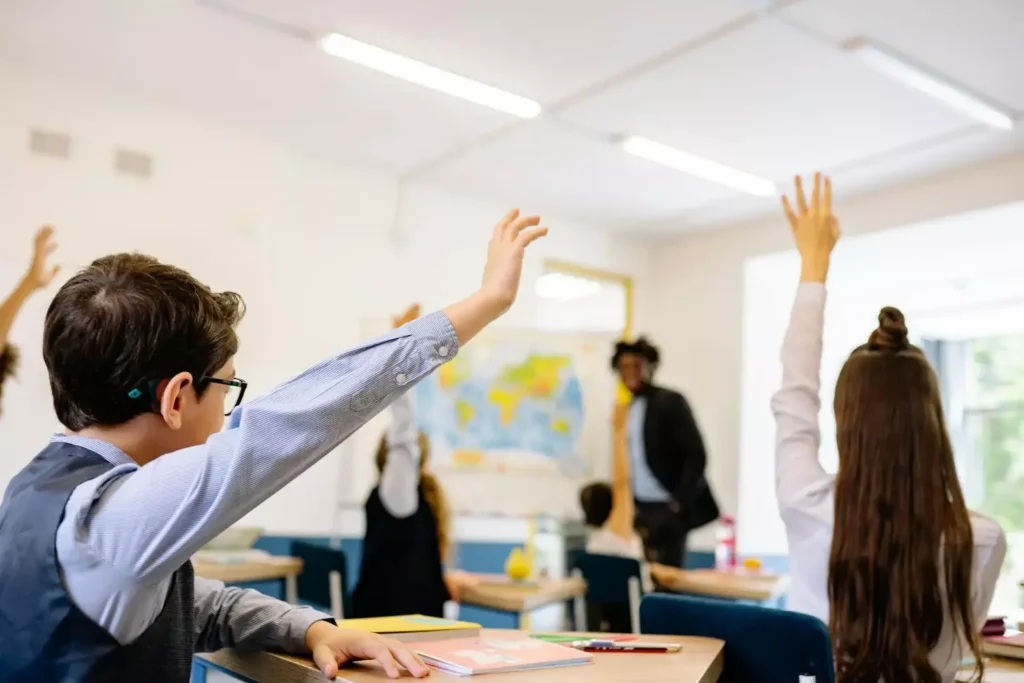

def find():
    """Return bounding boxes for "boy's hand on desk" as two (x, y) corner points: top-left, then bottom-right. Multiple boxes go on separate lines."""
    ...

(305, 621), (430, 679)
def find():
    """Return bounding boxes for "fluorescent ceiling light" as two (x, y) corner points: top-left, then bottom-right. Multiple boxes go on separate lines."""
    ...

(535, 272), (601, 302)
(319, 33), (541, 119)
(622, 136), (776, 196)
(847, 39), (1013, 131)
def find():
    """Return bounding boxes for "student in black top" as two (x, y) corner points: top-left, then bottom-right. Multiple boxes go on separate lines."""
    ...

(0, 226), (60, 415)
(611, 337), (719, 568)
(352, 305), (478, 619)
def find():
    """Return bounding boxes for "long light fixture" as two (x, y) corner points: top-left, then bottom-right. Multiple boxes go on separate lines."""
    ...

(622, 136), (776, 196)
(847, 38), (1013, 131)
(319, 33), (541, 119)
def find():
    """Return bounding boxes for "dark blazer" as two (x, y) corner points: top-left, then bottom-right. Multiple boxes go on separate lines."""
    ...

(641, 385), (720, 531)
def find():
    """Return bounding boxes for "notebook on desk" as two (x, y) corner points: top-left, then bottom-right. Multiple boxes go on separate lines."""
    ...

(982, 631), (1024, 660)
(414, 635), (592, 676)
(337, 615), (480, 643)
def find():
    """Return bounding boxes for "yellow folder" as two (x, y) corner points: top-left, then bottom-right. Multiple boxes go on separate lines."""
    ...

(338, 615), (480, 634)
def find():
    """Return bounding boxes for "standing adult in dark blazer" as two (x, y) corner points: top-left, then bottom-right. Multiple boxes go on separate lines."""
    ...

(611, 337), (719, 568)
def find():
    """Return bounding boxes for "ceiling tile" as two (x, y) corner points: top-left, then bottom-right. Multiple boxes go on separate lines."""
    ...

(558, 18), (978, 182)
(784, 0), (1024, 110)
(636, 128), (1024, 236)
(420, 121), (737, 228)
(0, 0), (515, 172)
(217, 0), (754, 103)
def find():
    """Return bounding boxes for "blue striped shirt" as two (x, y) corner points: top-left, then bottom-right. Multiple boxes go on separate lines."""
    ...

(52, 312), (459, 647)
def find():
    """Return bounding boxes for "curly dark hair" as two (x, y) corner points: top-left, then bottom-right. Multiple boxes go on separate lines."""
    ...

(0, 344), (19, 413)
(610, 336), (660, 371)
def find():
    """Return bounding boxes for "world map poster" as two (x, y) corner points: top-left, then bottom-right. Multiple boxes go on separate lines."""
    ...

(414, 331), (615, 477)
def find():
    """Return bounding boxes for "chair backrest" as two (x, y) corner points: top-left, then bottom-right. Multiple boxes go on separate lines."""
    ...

(574, 553), (643, 604)
(291, 541), (348, 618)
(573, 553), (644, 634)
(640, 594), (835, 683)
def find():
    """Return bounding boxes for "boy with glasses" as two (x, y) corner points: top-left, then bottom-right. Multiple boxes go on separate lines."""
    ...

(0, 210), (547, 682)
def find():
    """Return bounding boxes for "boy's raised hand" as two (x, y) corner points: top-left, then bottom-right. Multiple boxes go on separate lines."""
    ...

(480, 209), (548, 315)
(443, 209), (548, 346)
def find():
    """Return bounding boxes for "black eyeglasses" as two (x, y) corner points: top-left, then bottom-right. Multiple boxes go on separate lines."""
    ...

(127, 376), (247, 416)
(200, 376), (248, 416)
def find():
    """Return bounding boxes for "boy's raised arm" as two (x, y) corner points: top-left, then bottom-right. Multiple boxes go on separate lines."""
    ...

(55, 209), (547, 644)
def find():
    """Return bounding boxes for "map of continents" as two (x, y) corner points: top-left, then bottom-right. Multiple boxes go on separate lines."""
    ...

(414, 339), (586, 472)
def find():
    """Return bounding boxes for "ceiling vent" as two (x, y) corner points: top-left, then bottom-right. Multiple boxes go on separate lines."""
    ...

(114, 149), (153, 179)
(29, 129), (71, 159)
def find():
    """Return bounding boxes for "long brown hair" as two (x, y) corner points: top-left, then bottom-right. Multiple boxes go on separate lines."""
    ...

(830, 307), (981, 683)
(376, 433), (452, 564)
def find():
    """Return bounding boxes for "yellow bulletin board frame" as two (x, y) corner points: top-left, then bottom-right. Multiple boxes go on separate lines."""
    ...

(541, 259), (635, 405)
(541, 259), (634, 339)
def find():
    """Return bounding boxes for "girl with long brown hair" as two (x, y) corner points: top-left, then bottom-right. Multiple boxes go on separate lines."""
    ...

(351, 304), (478, 619)
(773, 174), (1006, 683)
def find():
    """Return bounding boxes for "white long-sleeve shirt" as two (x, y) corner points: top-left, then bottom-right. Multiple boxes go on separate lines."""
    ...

(377, 389), (423, 518)
(771, 282), (1006, 682)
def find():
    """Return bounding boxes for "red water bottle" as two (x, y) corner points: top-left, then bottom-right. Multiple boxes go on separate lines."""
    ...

(715, 515), (736, 570)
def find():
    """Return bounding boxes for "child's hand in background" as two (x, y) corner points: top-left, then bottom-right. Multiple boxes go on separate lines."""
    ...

(611, 402), (629, 434)
(392, 303), (421, 329)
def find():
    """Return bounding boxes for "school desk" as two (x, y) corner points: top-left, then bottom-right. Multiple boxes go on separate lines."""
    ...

(976, 656), (1024, 682)
(651, 566), (788, 603)
(459, 575), (587, 628)
(195, 629), (724, 683)
(192, 555), (304, 604)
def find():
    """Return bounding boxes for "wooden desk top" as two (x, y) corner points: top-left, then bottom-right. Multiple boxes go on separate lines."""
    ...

(978, 657), (1024, 682)
(198, 629), (724, 683)
(459, 576), (587, 613)
(192, 556), (303, 583)
(653, 567), (788, 602)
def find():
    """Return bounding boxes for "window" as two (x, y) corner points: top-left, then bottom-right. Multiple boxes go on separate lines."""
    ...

(960, 334), (1024, 616)
(535, 260), (631, 336)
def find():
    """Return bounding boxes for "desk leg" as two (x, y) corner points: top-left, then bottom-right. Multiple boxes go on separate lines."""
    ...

(285, 575), (299, 604)
(191, 658), (207, 683)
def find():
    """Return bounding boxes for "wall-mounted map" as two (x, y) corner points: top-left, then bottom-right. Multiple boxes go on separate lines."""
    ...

(415, 337), (590, 475)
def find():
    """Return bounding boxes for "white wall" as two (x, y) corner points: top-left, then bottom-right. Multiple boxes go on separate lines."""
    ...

(738, 200), (1024, 555)
(649, 155), (1024, 552)
(0, 61), (653, 536)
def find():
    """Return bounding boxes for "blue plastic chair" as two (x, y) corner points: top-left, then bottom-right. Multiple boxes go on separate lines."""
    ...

(640, 594), (834, 683)
(291, 541), (348, 619)
(572, 553), (645, 634)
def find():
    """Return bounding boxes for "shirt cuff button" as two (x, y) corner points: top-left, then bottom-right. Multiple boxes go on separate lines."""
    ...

(438, 346), (449, 358)
(395, 373), (408, 386)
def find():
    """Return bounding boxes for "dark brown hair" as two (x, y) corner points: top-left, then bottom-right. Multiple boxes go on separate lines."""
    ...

(375, 433), (452, 563)
(830, 307), (981, 683)
(579, 482), (613, 527)
(43, 253), (245, 431)
(0, 344), (19, 415)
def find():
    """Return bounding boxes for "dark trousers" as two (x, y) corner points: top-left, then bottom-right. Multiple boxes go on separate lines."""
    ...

(635, 501), (688, 568)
